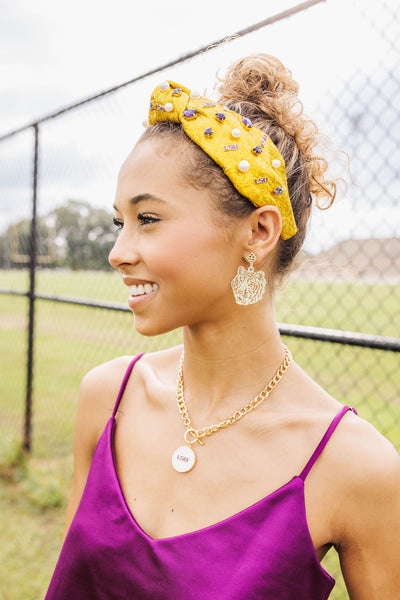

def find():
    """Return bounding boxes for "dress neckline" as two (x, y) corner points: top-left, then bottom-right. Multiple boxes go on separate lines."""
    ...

(106, 413), (334, 585)
(109, 416), (301, 543)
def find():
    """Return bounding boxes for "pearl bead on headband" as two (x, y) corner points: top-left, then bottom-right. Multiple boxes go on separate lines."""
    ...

(146, 80), (297, 240)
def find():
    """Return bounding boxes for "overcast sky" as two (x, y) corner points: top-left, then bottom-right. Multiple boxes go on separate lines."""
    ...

(1, 0), (398, 253)
(2, 0), (394, 131)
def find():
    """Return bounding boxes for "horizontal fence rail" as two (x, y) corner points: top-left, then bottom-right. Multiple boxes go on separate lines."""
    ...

(1, 288), (399, 351)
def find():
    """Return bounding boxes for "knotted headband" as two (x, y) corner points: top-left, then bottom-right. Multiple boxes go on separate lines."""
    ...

(147, 81), (297, 240)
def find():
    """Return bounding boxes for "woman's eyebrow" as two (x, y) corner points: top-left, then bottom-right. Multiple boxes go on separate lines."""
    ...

(113, 193), (166, 212)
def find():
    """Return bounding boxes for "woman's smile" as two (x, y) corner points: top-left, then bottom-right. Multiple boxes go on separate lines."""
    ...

(127, 281), (159, 310)
(129, 282), (159, 297)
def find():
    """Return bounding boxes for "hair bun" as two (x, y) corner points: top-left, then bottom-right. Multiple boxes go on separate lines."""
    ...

(217, 54), (299, 128)
(217, 53), (336, 210)
(218, 54), (298, 99)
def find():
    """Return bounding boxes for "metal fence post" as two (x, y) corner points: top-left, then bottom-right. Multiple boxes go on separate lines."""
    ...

(24, 123), (39, 452)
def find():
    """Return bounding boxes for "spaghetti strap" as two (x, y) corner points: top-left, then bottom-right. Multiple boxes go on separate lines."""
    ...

(112, 354), (145, 418)
(299, 405), (357, 481)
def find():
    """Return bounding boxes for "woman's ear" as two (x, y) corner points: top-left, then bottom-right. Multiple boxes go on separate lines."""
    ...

(247, 205), (282, 262)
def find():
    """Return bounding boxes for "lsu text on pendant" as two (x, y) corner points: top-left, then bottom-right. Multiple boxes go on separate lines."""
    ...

(172, 445), (196, 473)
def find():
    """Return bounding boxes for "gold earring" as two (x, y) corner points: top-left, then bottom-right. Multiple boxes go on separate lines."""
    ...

(231, 252), (266, 305)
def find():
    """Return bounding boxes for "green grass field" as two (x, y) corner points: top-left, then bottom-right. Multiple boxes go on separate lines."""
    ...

(0, 269), (399, 600)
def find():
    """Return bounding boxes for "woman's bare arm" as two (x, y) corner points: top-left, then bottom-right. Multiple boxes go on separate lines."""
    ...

(334, 421), (400, 599)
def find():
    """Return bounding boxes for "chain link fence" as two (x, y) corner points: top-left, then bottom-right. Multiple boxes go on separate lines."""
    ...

(1, 0), (399, 455)
(0, 1), (398, 596)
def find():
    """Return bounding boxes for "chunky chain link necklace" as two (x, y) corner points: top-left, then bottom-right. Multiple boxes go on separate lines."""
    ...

(171, 345), (292, 473)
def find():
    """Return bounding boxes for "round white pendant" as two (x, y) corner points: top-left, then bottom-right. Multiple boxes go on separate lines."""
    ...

(172, 445), (196, 473)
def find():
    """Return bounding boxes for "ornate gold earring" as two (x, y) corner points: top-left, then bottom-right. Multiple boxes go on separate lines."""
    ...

(231, 252), (266, 305)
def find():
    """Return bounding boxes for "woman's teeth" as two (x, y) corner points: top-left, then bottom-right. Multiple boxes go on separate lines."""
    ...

(129, 283), (159, 296)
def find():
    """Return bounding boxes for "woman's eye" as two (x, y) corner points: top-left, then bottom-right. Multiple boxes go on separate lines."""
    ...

(137, 213), (160, 226)
(113, 217), (123, 232)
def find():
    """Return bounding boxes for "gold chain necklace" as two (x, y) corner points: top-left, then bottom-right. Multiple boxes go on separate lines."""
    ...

(171, 345), (292, 473)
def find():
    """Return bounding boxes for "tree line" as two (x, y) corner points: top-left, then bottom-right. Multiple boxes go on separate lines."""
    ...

(0, 199), (116, 270)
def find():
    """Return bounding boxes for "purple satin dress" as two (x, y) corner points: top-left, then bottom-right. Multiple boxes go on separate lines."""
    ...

(45, 354), (356, 599)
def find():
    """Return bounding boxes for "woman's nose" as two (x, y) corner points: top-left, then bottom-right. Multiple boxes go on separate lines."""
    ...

(108, 229), (139, 270)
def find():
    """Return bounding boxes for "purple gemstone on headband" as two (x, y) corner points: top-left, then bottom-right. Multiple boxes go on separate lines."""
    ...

(242, 117), (253, 128)
(183, 108), (198, 119)
(150, 100), (155, 110)
(172, 88), (182, 95)
(204, 127), (213, 137)
(215, 112), (226, 122)
(252, 146), (263, 154)
(274, 186), (283, 195)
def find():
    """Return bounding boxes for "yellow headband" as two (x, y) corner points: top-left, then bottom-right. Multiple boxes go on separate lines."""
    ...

(147, 81), (297, 240)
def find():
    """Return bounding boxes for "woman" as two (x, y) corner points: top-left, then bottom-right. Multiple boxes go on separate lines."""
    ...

(45, 55), (400, 599)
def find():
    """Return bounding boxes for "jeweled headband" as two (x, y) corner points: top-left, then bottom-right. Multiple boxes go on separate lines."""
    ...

(146, 81), (297, 240)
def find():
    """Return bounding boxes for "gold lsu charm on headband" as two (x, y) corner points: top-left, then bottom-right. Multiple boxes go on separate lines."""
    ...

(146, 80), (297, 240)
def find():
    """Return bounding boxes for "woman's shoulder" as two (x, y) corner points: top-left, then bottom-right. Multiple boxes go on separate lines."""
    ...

(79, 354), (141, 407)
(81, 353), (143, 383)
(74, 356), (139, 447)
(288, 363), (399, 476)
(78, 345), (183, 407)
(291, 364), (399, 507)
(329, 410), (400, 485)
(325, 408), (400, 536)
